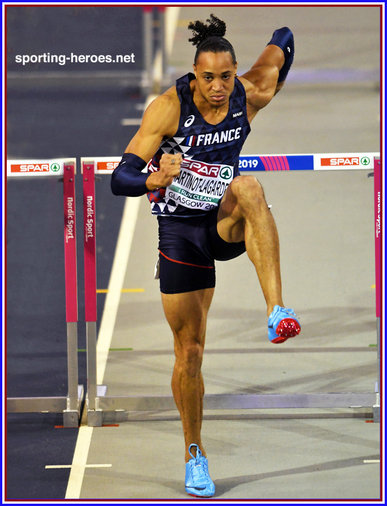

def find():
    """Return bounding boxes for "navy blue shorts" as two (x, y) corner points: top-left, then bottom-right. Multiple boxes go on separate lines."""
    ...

(157, 207), (246, 294)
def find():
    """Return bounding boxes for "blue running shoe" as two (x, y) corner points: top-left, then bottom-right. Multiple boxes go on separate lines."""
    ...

(185, 444), (215, 498)
(268, 305), (301, 343)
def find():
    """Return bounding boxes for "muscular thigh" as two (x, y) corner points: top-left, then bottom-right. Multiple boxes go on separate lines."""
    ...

(161, 288), (214, 349)
(157, 208), (245, 295)
(158, 214), (216, 294)
(216, 180), (246, 243)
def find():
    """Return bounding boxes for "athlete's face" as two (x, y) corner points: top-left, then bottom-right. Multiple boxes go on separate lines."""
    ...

(193, 51), (237, 107)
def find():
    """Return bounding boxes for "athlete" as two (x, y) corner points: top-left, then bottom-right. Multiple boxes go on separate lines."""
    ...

(111, 14), (301, 498)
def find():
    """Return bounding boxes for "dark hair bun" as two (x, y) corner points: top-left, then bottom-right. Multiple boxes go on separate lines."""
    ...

(188, 14), (226, 47)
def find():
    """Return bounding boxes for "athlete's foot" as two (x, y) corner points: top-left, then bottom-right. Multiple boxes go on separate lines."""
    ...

(185, 444), (215, 498)
(268, 305), (301, 343)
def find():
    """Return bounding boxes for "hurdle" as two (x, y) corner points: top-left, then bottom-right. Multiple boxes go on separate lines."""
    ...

(141, 6), (170, 95)
(81, 152), (382, 427)
(6, 159), (84, 428)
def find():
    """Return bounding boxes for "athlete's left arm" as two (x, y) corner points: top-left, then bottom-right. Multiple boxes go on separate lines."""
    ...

(240, 27), (294, 116)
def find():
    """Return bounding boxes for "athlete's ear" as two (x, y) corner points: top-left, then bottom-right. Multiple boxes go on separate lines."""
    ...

(193, 64), (197, 78)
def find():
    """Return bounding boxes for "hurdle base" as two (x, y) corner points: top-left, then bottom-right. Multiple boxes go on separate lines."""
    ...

(63, 384), (85, 427)
(7, 384), (84, 427)
(373, 392), (380, 423)
(86, 384), (107, 426)
(87, 409), (104, 427)
(373, 405), (380, 423)
(85, 392), (375, 426)
(63, 410), (80, 428)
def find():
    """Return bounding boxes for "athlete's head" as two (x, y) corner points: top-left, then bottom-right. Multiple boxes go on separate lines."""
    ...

(188, 14), (237, 107)
(189, 14), (237, 65)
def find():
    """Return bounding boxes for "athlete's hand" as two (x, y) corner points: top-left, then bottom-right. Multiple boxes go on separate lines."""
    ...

(146, 154), (182, 190)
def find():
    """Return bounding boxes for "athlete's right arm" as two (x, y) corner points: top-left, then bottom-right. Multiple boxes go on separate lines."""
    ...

(111, 89), (181, 196)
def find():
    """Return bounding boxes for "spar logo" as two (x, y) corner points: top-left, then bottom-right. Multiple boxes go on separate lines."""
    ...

(220, 166), (232, 180)
(182, 159), (220, 178)
(10, 162), (63, 173)
(361, 157), (371, 166)
(11, 163), (51, 173)
(321, 156), (371, 167)
(181, 159), (233, 179)
(97, 161), (119, 172)
(50, 162), (61, 172)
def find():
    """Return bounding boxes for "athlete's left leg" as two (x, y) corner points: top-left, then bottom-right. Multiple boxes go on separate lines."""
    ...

(217, 176), (301, 344)
(217, 176), (284, 315)
(217, 176), (301, 343)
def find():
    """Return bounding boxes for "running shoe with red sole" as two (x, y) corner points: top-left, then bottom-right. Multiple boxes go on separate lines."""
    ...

(268, 305), (301, 343)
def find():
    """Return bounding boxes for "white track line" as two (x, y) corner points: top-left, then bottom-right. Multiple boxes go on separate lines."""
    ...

(65, 426), (93, 498)
(120, 118), (142, 126)
(65, 6), (180, 496)
(165, 7), (181, 55)
(65, 197), (141, 500)
(96, 195), (141, 384)
(96, 94), (157, 385)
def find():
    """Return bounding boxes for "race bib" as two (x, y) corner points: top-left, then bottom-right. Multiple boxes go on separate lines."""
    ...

(166, 157), (234, 211)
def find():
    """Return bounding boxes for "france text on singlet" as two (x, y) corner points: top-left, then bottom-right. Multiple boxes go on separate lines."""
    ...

(146, 73), (251, 217)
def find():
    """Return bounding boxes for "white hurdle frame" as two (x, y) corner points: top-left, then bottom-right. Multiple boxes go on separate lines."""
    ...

(82, 152), (382, 427)
(6, 159), (84, 427)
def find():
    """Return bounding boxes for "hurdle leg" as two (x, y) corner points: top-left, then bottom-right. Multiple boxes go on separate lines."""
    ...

(82, 161), (103, 426)
(86, 321), (103, 426)
(159, 7), (167, 81)
(63, 161), (83, 427)
(373, 157), (382, 422)
(373, 318), (380, 423)
(64, 321), (82, 427)
(141, 6), (153, 95)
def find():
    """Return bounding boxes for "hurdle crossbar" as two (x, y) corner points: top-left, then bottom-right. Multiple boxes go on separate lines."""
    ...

(6, 159), (84, 427)
(82, 153), (380, 176)
(81, 153), (381, 426)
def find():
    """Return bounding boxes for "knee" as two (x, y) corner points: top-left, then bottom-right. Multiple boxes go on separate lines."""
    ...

(179, 342), (204, 377)
(230, 176), (266, 208)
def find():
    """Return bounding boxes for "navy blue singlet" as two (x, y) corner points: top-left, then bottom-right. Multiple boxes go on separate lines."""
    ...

(146, 73), (251, 216)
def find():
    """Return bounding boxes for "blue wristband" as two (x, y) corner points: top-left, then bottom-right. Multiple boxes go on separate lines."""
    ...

(267, 27), (294, 82)
(111, 153), (148, 197)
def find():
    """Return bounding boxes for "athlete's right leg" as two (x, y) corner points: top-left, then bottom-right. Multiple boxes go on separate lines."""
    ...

(161, 287), (214, 463)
